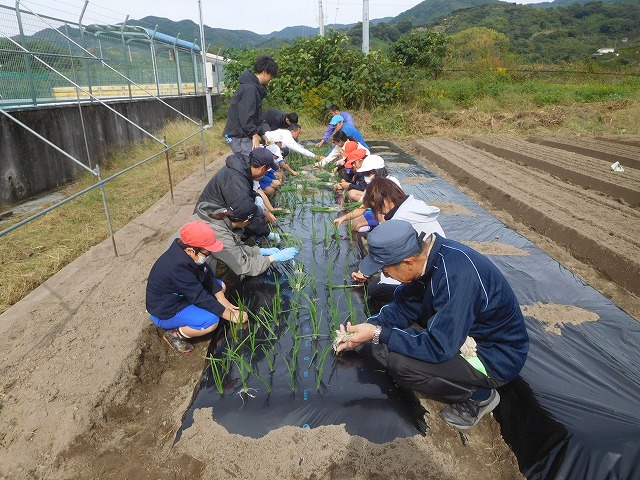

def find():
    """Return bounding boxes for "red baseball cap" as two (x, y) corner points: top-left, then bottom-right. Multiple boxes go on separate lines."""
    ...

(344, 148), (367, 168)
(341, 140), (360, 158)
(179, 221), (224, 252)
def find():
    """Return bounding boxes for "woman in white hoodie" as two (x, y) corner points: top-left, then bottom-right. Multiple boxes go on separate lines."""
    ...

(346, 177), (446, 308)
(334, 155), (402, 231)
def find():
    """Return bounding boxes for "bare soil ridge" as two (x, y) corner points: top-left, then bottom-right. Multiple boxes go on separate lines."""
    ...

(412, 136), (640, 299)
(595, 136), (640, 148)
(528, 136), (640, 170)
(468, 137), (640, 206)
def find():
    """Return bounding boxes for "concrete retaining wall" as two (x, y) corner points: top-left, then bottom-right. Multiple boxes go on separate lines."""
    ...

(0, 95), (222, 206)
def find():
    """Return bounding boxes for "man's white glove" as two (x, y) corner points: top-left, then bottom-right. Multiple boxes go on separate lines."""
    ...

(460, 336), (477, 358)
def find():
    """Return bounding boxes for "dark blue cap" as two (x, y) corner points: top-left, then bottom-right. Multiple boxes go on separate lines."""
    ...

(249, 147), (279, 171)
(359, 220), (421, 276)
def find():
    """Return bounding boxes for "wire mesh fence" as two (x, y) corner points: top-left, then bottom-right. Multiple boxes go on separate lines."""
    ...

(0, 2), (225, 108)
(0, 0), (215, 259)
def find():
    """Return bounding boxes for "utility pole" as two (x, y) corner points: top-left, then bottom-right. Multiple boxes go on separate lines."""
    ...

(319, 0), (324, 36)
(362, 0), (370, 54)
(198, 0), (213, 127)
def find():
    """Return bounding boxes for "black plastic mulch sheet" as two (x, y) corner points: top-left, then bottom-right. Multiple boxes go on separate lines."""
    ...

(177, 160), (428, 444)
(178, 272), (427, 443)
(179, 141), (640, 479)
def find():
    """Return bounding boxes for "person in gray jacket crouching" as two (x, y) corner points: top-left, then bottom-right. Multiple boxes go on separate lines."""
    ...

(193, 202), (298, 289)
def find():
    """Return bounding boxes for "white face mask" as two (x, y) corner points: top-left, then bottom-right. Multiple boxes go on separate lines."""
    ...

(364, 175), (373, 184)
(195, 253), (208, 265)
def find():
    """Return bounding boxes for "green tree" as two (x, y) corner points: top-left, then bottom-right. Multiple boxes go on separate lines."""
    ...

(223, 31), (407, 119)
(449, 27), (519, 72)
(396, 19), (414, 35)
(371, 22), (402, 42)
(599, 18), (634, 35)
(391, 30), (448, 74)
(345, 22), (363, 46)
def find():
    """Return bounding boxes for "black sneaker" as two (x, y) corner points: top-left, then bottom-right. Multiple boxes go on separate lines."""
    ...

(439, 389), (500, 430)
(163, 329), (194, 354)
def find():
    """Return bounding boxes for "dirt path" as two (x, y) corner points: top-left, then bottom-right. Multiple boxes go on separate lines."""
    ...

(0, 151), (228, 478)
(1, 135), (638, 479)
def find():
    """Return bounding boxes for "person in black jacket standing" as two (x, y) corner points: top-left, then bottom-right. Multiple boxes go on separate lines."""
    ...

(223, 55), (278, 155)
(195, 148), (280, 241)
(146, 221), (248, 354)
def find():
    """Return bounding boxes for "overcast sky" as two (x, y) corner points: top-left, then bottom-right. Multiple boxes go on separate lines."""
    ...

(6, 0), (543, 35)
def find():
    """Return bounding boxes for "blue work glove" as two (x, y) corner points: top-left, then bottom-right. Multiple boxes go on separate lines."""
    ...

(271, 247), (299, 263)
(267, 232), (281, 242)
(259, 247), (280, 256)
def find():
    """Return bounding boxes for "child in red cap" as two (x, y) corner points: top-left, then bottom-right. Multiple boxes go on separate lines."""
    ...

(146, 221), (247, 353)
(335, 147), (368, 193)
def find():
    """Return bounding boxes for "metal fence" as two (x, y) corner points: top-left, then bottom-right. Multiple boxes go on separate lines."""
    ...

(0, 2), (225, 108)
(0, 0), (214, 257)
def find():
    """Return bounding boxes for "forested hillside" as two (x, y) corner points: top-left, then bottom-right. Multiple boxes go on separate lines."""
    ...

(427, 1), (639, 63)
(16, 0), (640, 65)
(128, 16), (265, 50)
(392, 0), (502, 25)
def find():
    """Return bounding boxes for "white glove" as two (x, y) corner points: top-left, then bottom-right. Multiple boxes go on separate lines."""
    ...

(460, 336), (477, 358)
(267, 232), (281, 242)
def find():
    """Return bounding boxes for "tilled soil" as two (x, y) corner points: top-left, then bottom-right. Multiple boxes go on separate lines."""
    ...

(529, 135), (640, 169)
(409, 135), (640, 318)
(468, 136), (640, 206)
(0, 135), (638, 480)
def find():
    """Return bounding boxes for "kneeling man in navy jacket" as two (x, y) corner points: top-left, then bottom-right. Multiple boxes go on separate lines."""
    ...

(335, 219), (529, 430)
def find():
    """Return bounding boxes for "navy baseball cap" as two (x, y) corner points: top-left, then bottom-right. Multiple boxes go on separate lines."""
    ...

(359, 220), (422, 276)
(250, 147), (280, 171)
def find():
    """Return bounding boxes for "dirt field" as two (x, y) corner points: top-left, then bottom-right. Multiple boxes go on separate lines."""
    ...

(0, 135), (638, 479)
(408, 135), (640, 319)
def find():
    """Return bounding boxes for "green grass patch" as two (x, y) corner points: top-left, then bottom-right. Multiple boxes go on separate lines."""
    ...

(0, 120), (229, 315)
(418, 74), (640, 110)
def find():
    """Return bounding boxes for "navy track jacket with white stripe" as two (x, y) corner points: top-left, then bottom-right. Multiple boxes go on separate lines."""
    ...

(370, 233), (529, 382)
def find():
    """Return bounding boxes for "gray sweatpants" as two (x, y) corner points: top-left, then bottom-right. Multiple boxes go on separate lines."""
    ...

(229, 137), (253, 155)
